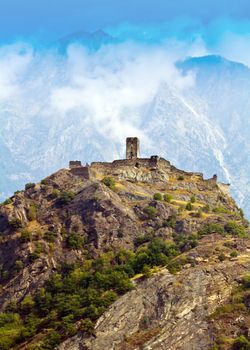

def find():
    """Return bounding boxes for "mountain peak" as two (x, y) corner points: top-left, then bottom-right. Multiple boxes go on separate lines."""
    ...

(0, 137), (249, 350)
(58, 29), (116, 51)
(179, 54), (250, 72)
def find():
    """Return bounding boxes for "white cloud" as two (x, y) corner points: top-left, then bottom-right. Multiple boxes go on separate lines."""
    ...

(0, 39), (196, 145)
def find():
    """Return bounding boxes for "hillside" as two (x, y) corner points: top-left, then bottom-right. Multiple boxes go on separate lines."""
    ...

(0, 154), (250, 349)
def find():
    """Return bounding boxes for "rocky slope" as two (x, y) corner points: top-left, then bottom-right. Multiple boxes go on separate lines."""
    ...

(0, 158), (250, 349)
(59, 247), (250, 350)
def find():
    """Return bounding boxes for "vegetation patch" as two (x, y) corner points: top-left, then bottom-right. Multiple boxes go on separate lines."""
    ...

(56, 191), (75, 205)
(102, 176), (116, 191)
(25, 183), (36, 190)
(143, 206), (157, 219)
(27, 204), (37, 221)
(66, 232), (85, 250)
(224, 221), (246, 237)
(1, 198), (12, 206)
(153, 193), (162, 201)
(0, 236), (184, 350)
(163, 193), (173, 203)
(210, 273), (250, 350)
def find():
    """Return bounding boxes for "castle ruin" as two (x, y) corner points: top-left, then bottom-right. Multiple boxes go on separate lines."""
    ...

(126, 137), (140, 159)
(68, 137), (230, 195)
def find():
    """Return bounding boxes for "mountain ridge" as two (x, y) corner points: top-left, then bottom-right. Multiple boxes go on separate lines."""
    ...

(0, 151), (249, 349)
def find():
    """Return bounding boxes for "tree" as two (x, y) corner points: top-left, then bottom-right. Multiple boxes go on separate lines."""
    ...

(190, 195), (196, 203)
(185, 202), (193, 211)
(101, 176), (116, 190)
(57, 191), (75, 205)
(153, 193), (162, 201)
(143, 206), (157, 219)
(224, 221), (246, 237)
(21, 230), (32, 243)
(25, 183), (35, 190)
(163, 194), (172, 203)
(66, 232), (84, 250)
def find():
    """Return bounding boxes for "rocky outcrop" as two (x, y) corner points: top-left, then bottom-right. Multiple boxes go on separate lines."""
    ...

(58, 248), (250, 350)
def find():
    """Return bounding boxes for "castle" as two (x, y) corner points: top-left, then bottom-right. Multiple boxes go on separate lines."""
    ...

(68, 137), (230, 194)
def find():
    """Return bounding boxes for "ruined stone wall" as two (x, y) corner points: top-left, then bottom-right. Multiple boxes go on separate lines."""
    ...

(91, 156), (171, 170)
(69, 161), (82, 169)
(70, 167), (90, 179)
(169, 164), (204, 180)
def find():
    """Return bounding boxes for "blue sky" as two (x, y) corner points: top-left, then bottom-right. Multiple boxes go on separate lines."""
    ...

(1, 0), (250, 42)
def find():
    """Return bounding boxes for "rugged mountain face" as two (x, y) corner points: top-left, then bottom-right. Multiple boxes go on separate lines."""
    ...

(0, 156), (250, 349)
(1, 51), (250, 219)
(59, 251), (250, 350)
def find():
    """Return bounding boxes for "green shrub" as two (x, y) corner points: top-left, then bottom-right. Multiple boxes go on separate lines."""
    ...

(44, 231), (58, 243)
(185, 202), (194, 211)
(213, 206), (231, 214)
(57, 191), (75, 205)
(143, 206), (157, 219)
(66, 232), (84, 250)
(142, 265), (152, 278)
(101, 176), (116, 190)
(14, 190), (22, 195)
(242, 274), (250, 288)
(15, 260), (24, 272)
(178, 175), (184, 180)
(224, 221), (246, 237)
(20, 295), (35, 315)
(218, 252), (226, 262)
(201, 204), (210, 213)
(25, 183), (35, 190)
(230, 250), (238, 258)
(0, 313), (23, 350)
(41, 331), (61, 349)
(163, 193), (173, 203)
(51, 189), (60, 199)
(21, 230), (32, 243)
(27, 205), (37, 221)
(80, 318), (95, 334)
(198, 223), (224, 236)
(233, 335), (250, 349)
(190, 195), (196, 203)
(163, 215), (177, 229)
(41, 179), (48, 185)
(239, 208), (245, 219)
(134, 233), (153, 247)
(153, 193), (162, 201)
(2, 198), (12, 206)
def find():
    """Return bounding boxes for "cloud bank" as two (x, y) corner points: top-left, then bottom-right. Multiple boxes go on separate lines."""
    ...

(1, 17), (250, 147)
(0, 39), (197, 146)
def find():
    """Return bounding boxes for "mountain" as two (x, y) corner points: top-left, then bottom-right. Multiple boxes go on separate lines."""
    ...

(58, 29), (117, 51)
(1, 52), (250, 219)
(0, 154), (249, 349)
(141, 55), (250, 218)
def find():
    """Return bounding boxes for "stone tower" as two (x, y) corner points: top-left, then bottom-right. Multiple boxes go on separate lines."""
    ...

(126, 137), (140, 159)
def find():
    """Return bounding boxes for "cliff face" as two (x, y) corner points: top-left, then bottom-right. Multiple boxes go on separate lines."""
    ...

(0, 158), (249, 350)
(59, 252), (250, 350)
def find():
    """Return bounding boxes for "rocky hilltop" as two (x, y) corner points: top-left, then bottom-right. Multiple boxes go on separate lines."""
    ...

(0, 149), (250, 350)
